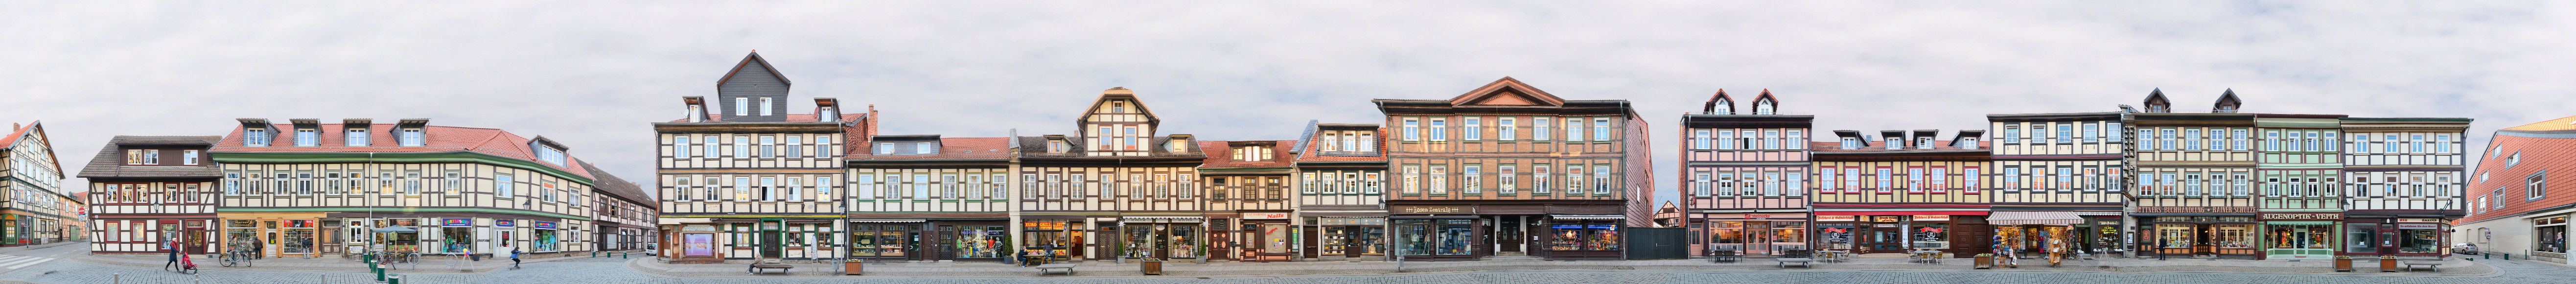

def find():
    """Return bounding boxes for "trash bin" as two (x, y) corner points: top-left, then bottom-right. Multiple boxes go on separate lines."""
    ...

(387, 273), (402, 284)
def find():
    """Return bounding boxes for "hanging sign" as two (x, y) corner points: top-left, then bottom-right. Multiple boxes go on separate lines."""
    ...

(441, 218), (473, 227)
(533, 221), (557, 230)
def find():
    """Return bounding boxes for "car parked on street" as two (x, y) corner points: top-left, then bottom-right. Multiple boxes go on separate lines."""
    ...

(2454, 243), (2479, 255)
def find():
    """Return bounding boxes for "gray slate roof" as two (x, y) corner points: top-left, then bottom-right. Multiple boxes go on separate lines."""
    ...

(76, 136), (221, 179)
(579, 161), (656, 210)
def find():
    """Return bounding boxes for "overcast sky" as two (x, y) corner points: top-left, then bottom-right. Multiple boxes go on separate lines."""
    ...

(6, 1), (2572, 204)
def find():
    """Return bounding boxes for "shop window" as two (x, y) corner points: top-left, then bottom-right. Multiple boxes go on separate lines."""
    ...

(2347, 223), (2378, 253)
(2216, 224), (2255, 249)
(2539, 223), (2568, 254)
(2156, 224), (2193, 248)
(2269, 224), (2329, 249)
(1710, 221), (1743, 252)
(1910, 223), (1948, 249)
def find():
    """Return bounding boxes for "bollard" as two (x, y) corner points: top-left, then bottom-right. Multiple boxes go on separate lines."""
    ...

(386, 273), (402, 284)
(112, 274), (119, 284)
(376, 262), (389, 282)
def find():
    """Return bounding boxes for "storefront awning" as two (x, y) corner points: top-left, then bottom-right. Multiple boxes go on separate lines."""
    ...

(1549, 214), (1626, 220)
(1989, 212), (2085, 225)
(1119, 216), (1206, 223)
(846, 219), (927, 223)
(1812, 211), (1990, 216)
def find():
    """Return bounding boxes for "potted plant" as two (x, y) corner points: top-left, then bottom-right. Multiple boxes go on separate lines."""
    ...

(1137, 258), (1165, 275)
(2333, 255), (2353, 272)
(1973, 253), (1995, 269)
(2379, 255), (2399, 272)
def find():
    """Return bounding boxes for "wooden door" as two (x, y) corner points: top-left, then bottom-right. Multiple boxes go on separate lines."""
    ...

(1497, 218), (1523, 253)
(1955, 224), (1991, 256)
(1869, 228), (1903, 253)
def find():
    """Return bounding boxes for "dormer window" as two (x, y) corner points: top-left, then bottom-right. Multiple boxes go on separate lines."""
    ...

(399, 127), (424, 146)
(1047, 140), (1068, 153)
(244, 128), (270, 147)
(294, 127), (319, 147)
(1712, 100), (1732, 115)
(1840, 138), (1860, 150)
(535, 145), (566, 165)
(1232, 145), (1273, 162)
(1168, 139), (1189, 152)
(1755, 101), (1775, 115)
(1884, 138), (1902, 150)
(687, 105), (705, 122)
(346, 128), (370, 146)
(1916, 137), (1932, 150)
(125, 149), (159, 166)
(734, 97), (749, 117)
(918, 142), (937, 153)
(1960, 138), (1978, 150)
(819, 107), (837, 122)
(759, 97), (774, 116)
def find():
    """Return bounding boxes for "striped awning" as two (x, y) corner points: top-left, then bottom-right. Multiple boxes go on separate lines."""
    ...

(1989, 212), (2085, 225)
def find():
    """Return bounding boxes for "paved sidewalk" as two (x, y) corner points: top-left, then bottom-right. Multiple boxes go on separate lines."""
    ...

(71, 249), (650, 273)
(0, 242), (80, 255)
(625, 255), (2497, 278)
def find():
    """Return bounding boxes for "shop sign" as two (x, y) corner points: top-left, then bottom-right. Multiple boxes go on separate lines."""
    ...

(1241, 213), (1290, 219)
(2137, 206), (2258, 213)
(441, 218), (472, 227)
(2257, 213), (2342, 220)
(1816, 216), (1857, 222)
(283, 220), (314, 228)
(2398, 224), (2441, 230)
(532, 221), (556, 230)
(1552, 225), (1585, 229)
(1394, 206), (1474, 214)
(1874, 224), (1898, 228)
(1910, 215), (1951, 221)
(2093, 220), (2121, 226)
(1873, 216), (1901, 222)
(1589, 225), (1618, 230)
(495, 220), (516, 227)
(2398, 218), (2444, 223)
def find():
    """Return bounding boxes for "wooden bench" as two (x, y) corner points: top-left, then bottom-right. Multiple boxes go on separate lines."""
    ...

(750, 261), (794, 275)
(2401, 260), (2442, 272)
(1777, 258), (1814, 268)
(1033, 263), (1078, 276)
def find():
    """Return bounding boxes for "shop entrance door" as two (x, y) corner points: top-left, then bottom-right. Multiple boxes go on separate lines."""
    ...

(759, 230), (782, 259)
(1869, 228), (1903, 253)
(1497, 217), (1524, 254)
(1744, 222), (1774, 255)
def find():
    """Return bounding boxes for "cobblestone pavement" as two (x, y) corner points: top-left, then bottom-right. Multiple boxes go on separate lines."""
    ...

(4, 253), (2572, 284)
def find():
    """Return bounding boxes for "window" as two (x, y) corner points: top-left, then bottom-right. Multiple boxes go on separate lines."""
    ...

(494, 174), (515, 197)
(399, 127), (424, 146)
(182, 150), (199, 166)
(1429, 119), (1447, 142)
(2056, 123), (2073, 143)
(1429, 166), (1448, 194)
(2411, 134), (2427, 153)
(443, 171), (461, 195)
(1366, 172), (1383, 194)
(1532, 166), (1551, 194)
(1929, 167), (1948, 193)
(1820, 168), (1838, 192)
(676, 177), (696, 200)
(1693, 172), (1711, 197)
(1462, 166), (1482, 194)
(1499, 118), (1517, 141)
(2159, 128), (2176, 150)
(1464, 117), (1482, 140)
(733, 97), (748, 116)
(1963, 167), (1981, 194)
(1717, 130), (1735, 150)
(1787, 130), (1805, 150)
(759, 97), (774, 116)
(2510, 151), (2522, 167)
(2185, 128), (2202, 150)
(2083, 122), (2100, 143)
(536, 145), (566, 165)
(1500, 166), (1517, 194)
(1755, 100), (1774, 115)
(1787, 171), (1804, 196)
(2003, 126), (2020, 143)
(1533, 118), (1551, 141)
(347, 128), (370, 146)
(786, 136), (803, 157)
(2232, 128), (2249, 150)
(1765, 130), (1782, 150)
(1694, 130), (1711, 150)
(294, 128), (318, 146)
(1402, 119), (1420, 141)
(2002, 167), (2020, 191)
(1594, 118), (1612, 141)
(1875, 168), (1892, 193)
(2532, 173), (2549, 200)
(244, 128), (269, 147)
(1566, 166), (1586, 194)
(1839, 138), (1860, 149)
(1402, 166), (1420, 194)
(675, 136), (693, 158)
(1594, 166), (1612, 194)
(2322, 131), (2338, 152)
(699, 136), (719, 158)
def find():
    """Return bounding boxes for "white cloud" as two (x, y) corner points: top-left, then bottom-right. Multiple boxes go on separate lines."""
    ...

(1, 1), (2568, 204)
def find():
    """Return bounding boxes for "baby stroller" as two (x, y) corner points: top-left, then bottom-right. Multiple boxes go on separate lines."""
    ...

(174, 252), (198, 274)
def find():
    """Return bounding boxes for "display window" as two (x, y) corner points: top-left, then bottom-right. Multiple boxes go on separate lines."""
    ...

(2156, 224), (2193, 248)
(1393, 218), (1475, 256)
(225, 220), (258, 251)
(2266, 224), (2328, 249)
(1549, 220), (1620, 251)
(1818, 224), (1854, 250)
(1771, 222), (1807, 252)
(441, 227), (474, 254)
(1120, 223), (1200, 259)
(2399, 229), (2438, 254)
(2346, 223), (2378, 253)
(1709, 221), (1744, 252)
(1910, 223), (1949, 249)
(2215, 224), (2254, 249)
(847, 224), (916, 258)
(2540, 223), (2568, 254)
(1019, 221), (1072, 258)
(955, 225), (1004, 259)
(281, 219), (316, 254)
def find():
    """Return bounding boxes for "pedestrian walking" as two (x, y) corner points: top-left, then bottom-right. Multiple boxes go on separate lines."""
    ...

(162, 238), (181, 271)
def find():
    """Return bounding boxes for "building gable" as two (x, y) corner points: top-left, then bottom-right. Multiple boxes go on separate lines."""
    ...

(1447, 77), (1566, 107)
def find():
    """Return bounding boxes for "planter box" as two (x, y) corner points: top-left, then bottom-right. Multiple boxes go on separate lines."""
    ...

(2334, 258), (2352, 272)
(2379, 258), (2398, 272)
(845, 261), (864, 275)
(1973, 256), (1993, 269)
(1139, 260), (1164, 275)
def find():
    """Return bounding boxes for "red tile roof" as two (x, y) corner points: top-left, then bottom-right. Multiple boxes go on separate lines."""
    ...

(209, 124), (595, 180)
(844, 137), (1015, 160)
(0, 120), (33, 148)
(2502, 115), (2576, 132)
(2460, 123), (2576, 224)
(1200, 140), (1299, 168)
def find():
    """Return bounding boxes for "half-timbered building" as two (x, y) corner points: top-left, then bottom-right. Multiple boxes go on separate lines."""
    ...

(1012, 87), (1205, 261)
(1985, 111), (2126, 259)
(0, 121), (75, 247)
(1199, 139), (1297, 261)
(2126, 90), (2261, 260)
(1295, 122), (1389, 261)
(2251, 110), (2349, 260)
(583, 162), (658, 252)
(2338, 117), (2469, 259)
(654, 51), (869, 262)
(1681, 90), (1814, 258)
(1374, 77), (1654, 261)
(212, 118), (621, 259)
(80, 136), (221, 255)
(845, 135), (1012, 262)
(1809, 129), (1990, 256)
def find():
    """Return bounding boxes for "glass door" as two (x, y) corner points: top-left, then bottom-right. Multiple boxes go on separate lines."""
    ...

(1744, 222), (1774, 255)
(1870, 228), (1903, 253)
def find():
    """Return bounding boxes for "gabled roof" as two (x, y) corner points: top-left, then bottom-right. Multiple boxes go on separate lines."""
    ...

(0, 121), (63, 175)
(2502, 115), (2576, 132)
(715, 51), (790, 87)
(77, 136), (223, 179)
(2213, 89), (2243, 113)
(1077, 87), (1160, 130)
(1702, 90), (1734, 114)
(1297, 124), (1387, 163)
(1447, 77), (1566, 107)
(846, 137), (1015, 161)
(1751, 89), (1778, 105)
(2142, 89), (2172, 113)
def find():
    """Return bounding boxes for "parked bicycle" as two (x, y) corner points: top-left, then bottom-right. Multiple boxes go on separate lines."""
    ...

(219, 248), (255, 267)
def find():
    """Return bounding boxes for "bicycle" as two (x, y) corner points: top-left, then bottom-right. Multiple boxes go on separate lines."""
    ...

(219, 248), (255, 267)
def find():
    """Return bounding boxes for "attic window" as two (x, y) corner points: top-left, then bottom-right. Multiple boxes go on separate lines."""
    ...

(1884, 137), (1902, 150)
(1712, 100), (1732, 115)
(535, 144), (567, 166)
(1112, 101), (1127, 113)
(1755, 101), (1775, 115)
(244, 128), (270, 147)
(346, 128), (370, 146)
(1959, 138), (1978, 150)
(687, 105), (705, 122)
(1232, 145), (1272, 162)
(1047, 140), (1068, 153)
(1839, 138), (1860, 150)
(1916, 137), (1932, 150)
(399, 127), (424, 146)
(295, 127), (319, 147)
(760, 97), (774, 116)
(819, 107), (837, 122)
(1168, 138), (1189, 152)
